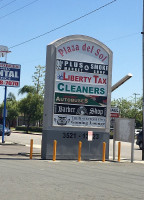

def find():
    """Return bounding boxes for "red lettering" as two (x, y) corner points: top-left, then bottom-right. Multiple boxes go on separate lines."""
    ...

(82, 43), (86, 51)
(93, 75), (99, 83)
(98, 78), (102, 84)
(103, 79), (106, 84)
(63, 47), (67, 54)
(75, 76), (79, 81)
(99, 54), (103, 59)
(91, 46), (94, 53)
(102, 56), (107, 62)
(58, 49), (64, 56)
(63, 72), (68, 81)
(87, 46), (90, 52)
(71, 75), (74, 81)
(79, 76), (83, 82)
(95, 49), (100, 56)
(67, 46), (71, 53)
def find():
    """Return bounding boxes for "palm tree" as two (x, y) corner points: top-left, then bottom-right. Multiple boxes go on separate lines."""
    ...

(7, 92), (16, 101)
(18, 85), (37, 95)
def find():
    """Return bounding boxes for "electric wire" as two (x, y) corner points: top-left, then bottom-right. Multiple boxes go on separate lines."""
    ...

(105, 32), (140, 42)
(0, 0), (39, 20)
(0, 0), (16, 10)
(9, 0), (117, 49)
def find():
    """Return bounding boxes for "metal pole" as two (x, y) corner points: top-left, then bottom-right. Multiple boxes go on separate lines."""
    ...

(131, 131), (134, 163)
(2, 86), (7, 143)
(133, 93), (140, 125)
(142, 0), (144, 160)
(113, 137), (115, 161)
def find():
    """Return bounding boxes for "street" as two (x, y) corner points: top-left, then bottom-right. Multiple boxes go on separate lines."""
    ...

(0, 131), (143, 200)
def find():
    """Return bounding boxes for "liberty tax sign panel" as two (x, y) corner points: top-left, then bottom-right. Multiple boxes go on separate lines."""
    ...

(0, 62), (21, 87)
(52, 38), (112, 128)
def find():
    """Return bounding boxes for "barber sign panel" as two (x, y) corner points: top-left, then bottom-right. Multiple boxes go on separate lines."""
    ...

(53, 38), (111, 128)
(0, 62), (21, 87)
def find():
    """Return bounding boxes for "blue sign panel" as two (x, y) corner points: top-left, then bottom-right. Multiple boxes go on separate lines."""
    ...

(0, 62), (21, 87)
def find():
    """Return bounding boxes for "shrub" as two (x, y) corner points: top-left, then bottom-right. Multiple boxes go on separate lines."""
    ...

(15, 126), (42, 133)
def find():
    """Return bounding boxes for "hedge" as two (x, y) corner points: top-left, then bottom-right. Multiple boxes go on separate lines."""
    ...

(15, 126), (42, 132)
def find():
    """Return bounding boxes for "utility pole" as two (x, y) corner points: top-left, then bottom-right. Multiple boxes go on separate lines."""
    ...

(142, 0), (144, 160)
(133, 93), (140, 105)
(133, 93), (140, 122)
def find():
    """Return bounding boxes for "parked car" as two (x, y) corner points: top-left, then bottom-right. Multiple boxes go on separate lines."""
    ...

(136, 131), (143, 150)
(135, 129), (142, 136)
(0, 124), (11, 136)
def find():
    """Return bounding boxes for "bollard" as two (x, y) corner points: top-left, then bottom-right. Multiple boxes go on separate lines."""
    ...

(30, 139), (33, 159)
(53, 140), (57, 161)
(118, 142), (121, 162)
(102, 142), (106, 162)
(41, 140), (42, 158)
(78, 141), (82, 162)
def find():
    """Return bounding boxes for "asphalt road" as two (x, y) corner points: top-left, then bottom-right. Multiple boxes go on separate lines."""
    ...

(0, 131), (143, 200)
(0, 157), (144, 200)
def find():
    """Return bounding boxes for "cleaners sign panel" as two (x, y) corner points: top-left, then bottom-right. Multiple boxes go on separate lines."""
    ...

(0, 62), (21, 87)
(53, 39), (111, 128)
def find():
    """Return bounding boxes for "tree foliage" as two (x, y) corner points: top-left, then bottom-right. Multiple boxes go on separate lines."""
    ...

(111, 97), (142, 128)
(32, 65), (45, 95)
(18, 93), (43, 133)
(18, 85), (36, 95)
(0, 92), (19, 127)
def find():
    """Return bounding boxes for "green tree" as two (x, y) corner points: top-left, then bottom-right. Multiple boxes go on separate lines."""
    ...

(18, 85), (36, 95)
(18, 93), (43, 133)
(111, 97), (142, 128)
(7, 92), (16, 101)
(0, 92), (19, 128)
(32, 65), (45, 95)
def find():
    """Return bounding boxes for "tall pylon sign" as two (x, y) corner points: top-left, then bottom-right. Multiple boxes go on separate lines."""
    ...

(0, 45), (21, 143)
(42, 35), (112, 160)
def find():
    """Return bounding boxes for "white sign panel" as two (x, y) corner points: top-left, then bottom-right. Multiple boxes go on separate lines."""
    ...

(111, 107), (119, 113)
(57, 41), (108, 65)
(88, 131), (93, 141)
(53, 40), (110, 128)
(114, 118), (135, 143)
(56, 70), (107, 84)
(0, 45), (8, 57)
(53, 114), (106, 127)
(55, 81), (107, 96)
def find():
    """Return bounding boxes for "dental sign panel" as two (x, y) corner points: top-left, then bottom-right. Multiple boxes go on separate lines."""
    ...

(53, 40), (109, 128)
(0, 62), (21, 87)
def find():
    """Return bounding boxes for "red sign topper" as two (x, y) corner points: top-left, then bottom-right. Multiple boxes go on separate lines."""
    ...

(110, 107), (119, 118)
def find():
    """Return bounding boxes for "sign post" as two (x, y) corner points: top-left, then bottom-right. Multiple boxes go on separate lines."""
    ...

(0, 45), (21, 143)
(2, 86), (7, 143)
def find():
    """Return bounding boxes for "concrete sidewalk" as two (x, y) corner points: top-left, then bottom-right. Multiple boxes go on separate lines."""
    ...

(0, 141), (41, 160)
(0, 140), (144, 165)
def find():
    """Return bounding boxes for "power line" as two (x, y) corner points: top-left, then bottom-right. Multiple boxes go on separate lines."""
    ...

(0, 0), (16, 10)
(0, 0), (39, 20)
(9, 0), (117, 49)
(105, 32), (140, 42)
